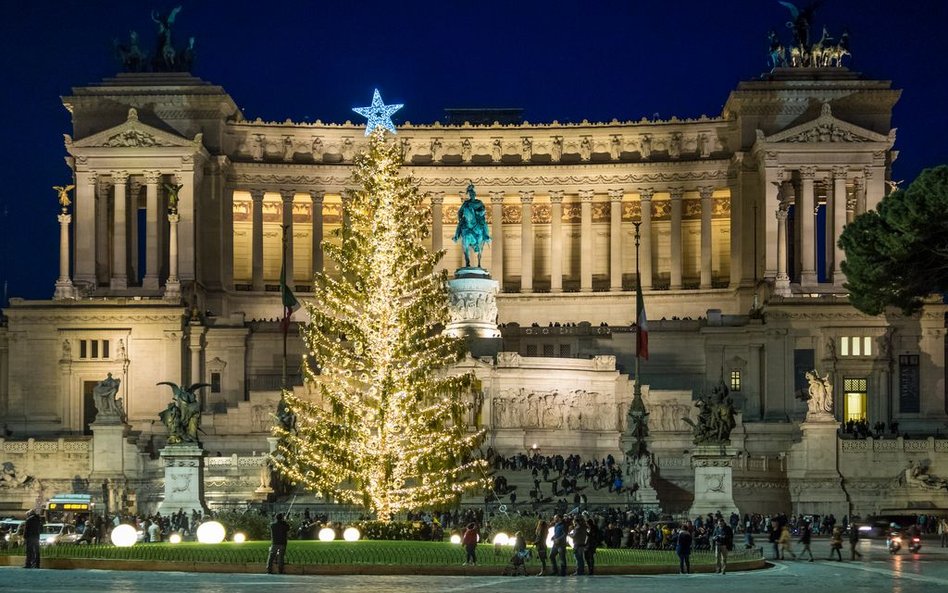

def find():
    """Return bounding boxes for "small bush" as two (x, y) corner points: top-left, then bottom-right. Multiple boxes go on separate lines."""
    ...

(355, 521), (430, 541)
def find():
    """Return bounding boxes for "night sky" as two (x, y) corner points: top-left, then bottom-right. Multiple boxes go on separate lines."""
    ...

(1, 0), (946, 304)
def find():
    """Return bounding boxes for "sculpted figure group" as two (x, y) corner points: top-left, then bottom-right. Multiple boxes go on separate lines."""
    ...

(158, 382), (209, 444)
(767, 2), (850, 70)
(683, 382), (738, 445)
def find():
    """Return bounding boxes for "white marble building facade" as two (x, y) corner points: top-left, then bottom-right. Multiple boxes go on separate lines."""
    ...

(0, 66), (946, 516)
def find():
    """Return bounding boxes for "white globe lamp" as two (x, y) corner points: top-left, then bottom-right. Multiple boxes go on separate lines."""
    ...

(318, 527), (336, 541)
(196, 521), (226, 544)
(343, 527), (361, 542)
(110, 524), (138, 548)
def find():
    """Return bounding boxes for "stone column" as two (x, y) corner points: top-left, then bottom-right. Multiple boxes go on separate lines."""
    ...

(74, 171), (97, 285)
(699, 186), (713, 289)
(775, 206), (791, 296)
(430, 192), (444, 274)
(608, 188), (623, 291)
(110, 171), (129, 290)
(549, 190), (564, 292)
(175, 171), (195, 282)
(853, 175), (866, 217)
(520, 191), (534, 292)
(639, 189), (654, 289)
(763, 168), (782, 279)
(669, 187), (683, 290)
(95, 178), (110, 285)
(189, 321), (204, 387)
(281, 189), (295, 285)
(490, 191), (505, 285)
(250, 189), (265, 291)
(164, 211), (181, 299)
(143, 171), (161, 290)
(832, 167), (848, 285)
(54, 210), (75, 299)
(579, 189), (594, 292)
(864, 165), (885, 212)
(221, 184), (235, 291)
(798, 166), (817, 285)
(128, 178), (141, 284)
(430, 191), (444, 257)
(309, 191), (324, 278)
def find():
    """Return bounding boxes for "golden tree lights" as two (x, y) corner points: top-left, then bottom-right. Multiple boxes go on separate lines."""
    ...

(272, 129), (488, 522)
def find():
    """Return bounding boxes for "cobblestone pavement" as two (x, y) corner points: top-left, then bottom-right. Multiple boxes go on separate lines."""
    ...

(2, 539), (947, 593)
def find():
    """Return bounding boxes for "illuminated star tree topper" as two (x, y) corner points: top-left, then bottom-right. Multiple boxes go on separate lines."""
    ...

(352, 89), (403, 136)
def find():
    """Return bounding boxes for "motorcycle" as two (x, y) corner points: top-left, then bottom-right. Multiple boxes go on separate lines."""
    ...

(887, 533), (902, 554)
(908, 535), (922, 553)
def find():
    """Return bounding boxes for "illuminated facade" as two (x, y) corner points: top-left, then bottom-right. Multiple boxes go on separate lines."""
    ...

(1, 65), (946, 517)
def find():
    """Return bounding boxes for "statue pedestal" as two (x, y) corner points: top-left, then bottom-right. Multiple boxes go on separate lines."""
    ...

(688, 445), (739, 518)
(444, 270), (501, 357)
(90, 419), (130, 479)
(624, 451), (661, 511)
(156, 444), (207, 517)
(787, 419), (847, 516)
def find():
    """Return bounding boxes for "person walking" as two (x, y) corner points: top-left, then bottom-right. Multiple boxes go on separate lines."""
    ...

(828, 526), (843, 561)
(712, 517), (733, 575)
(675, 525), (693, 574)
(461, 522), (479, 566)
(266, 513), (290, 574)
(550, 515), (568, 576)
(779, 524), (797, 560)
(799, 521), (814, 561)
(23, 509), (42, 569)
(940, 517), (948, 548)
(584, 515), (600, 575)
(848, 524), (863, 560)
(534, 519), (549, 576)
(570, 515), (588, 575)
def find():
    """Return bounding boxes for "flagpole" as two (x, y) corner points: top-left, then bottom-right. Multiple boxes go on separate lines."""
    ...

(629, 221), (647, 459)
(281, 223), (289, 391)
(633, 221), (642, 407)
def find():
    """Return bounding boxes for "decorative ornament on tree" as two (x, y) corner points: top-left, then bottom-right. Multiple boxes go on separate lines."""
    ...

(352, 89), (403, 136)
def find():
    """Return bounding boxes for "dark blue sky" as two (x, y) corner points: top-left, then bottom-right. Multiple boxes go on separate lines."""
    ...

(1, 0), (946, 304)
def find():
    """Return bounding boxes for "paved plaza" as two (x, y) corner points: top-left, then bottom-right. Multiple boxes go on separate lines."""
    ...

(1, 539), (947, 593)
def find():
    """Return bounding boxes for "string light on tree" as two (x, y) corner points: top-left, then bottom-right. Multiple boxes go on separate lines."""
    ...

(352, 89), (403, 136)
(272, 126), (488, 523)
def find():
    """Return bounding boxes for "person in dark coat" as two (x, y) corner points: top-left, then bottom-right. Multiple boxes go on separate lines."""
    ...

(676, 525), (693, 574)
(24, 509), (43, 569)
(266, 513), (290, 574)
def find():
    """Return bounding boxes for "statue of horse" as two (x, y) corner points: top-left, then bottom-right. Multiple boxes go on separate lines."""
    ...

(452, 183), (491, 268)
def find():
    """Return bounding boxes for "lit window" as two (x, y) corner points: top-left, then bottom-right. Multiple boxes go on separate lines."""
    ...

(730, 370), (742, 392)
(843, 377), (868, 421)
(840, 336), (873, 357)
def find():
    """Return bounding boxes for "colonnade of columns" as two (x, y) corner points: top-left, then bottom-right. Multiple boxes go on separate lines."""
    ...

(766, 165), (878, 294)
(63, 169), (192, 298)
(243, 188), (325, 291)
(229, 186), (725, 294)
(485, 187), (722, 293)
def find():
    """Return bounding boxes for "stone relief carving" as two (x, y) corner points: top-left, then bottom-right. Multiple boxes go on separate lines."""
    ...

(447, 291), (497, 325)
(491, 388), (615, 431)
(105, 129), (161, 147)
(496, 352), (522, 368)
(0, 462), (33, 488)
(704, 472), (726, 493)
(592, 355), (616, 371)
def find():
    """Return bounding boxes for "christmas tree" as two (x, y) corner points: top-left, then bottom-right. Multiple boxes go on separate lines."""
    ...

(272, 129), (488, 522)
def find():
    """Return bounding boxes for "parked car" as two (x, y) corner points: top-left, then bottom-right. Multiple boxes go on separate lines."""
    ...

(40, 523), (82, 546)
(0, 519), (25, 548)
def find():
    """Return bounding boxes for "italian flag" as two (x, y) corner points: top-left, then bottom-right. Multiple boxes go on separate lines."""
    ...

(280, 259), (300, 334)
(636, 281), (649, 360)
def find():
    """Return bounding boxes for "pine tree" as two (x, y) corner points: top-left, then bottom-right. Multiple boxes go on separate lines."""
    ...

(840, 165), (948, 315)
(272, 130), (488, 522)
